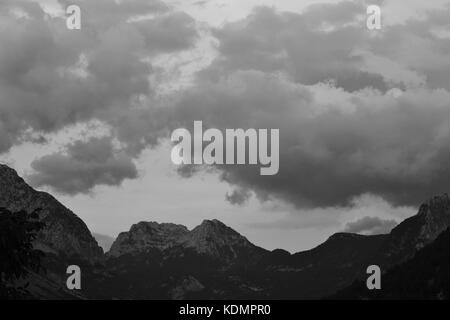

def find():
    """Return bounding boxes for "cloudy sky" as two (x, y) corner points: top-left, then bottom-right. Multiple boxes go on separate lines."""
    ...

(1, 0), (450, 252)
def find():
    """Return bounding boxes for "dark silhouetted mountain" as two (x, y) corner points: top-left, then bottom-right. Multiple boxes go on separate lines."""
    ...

(98, 194), (450, 299)
(99, 219), (269, 299)
(2, 164), (450, 299)
(258, 233), (388, 298)
(377, 194), (450, 266)
(0, 164), (103, 261)
(331, 226), (450, 299)
(0, 164), (103, 299)
(275, 194), (450, 298)
(99, 221), (390, 299)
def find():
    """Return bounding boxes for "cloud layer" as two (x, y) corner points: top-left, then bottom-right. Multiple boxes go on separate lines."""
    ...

(0, 0), (197, 153)
(27, 136), (137, 194)
(2, 0), (450, 208)
(164, 2), (450, 208)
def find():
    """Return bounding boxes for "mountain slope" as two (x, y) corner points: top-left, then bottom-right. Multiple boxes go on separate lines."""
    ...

(109, 221), (189, 257)
(3, 164), (450, 299)
(331, 226), (450, 299)
(102, 220), (388, 299)
(378, 194), (450, 266)
(95, 193), (450, 299)
(245, 194), (450, 299)
(0, 164), (103, 261)
(109, 219), (267, 264)
(258, 233), (387, 299)
(101, 219), (269, 299)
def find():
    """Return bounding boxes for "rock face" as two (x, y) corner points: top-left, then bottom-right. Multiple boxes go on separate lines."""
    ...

(102, 219), (269, 299)
(261, 232), (388, 298)
(380, 194), (450, 265)
(102, 193), (450, 299)
(109, 219), (264, 263)
(3, 162), (450, 299)
(182, 219), (263, 262)
(332, 226), (450, 300)
(169, 275), (205, 300)
(0, 164), (103, 261)
(109, 221), (189, 257)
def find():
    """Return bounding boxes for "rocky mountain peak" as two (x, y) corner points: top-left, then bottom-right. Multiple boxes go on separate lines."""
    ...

(109, 218), (265, 263)
(183, 220), (260, 261)
(108, 221), (189, 257)
(418, 193), (450, 218)
(191, 219), (240, 237)
(0, 163), (22, 180)
(129, 221), (189, 235)
(0, 164), (103, 261)
(381, 193), (450, 264)
(186, 219), (249, 247)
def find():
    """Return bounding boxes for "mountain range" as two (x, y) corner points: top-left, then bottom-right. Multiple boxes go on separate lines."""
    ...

(1, 163), (450, 299)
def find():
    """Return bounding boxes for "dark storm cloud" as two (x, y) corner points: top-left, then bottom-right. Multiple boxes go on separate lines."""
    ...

(3, 0), (450, 209)
(343, 216), (398, 235)
(136, 12), (199, 54)
(206, 2), (450, 91)
(162, 2), (450, 208)
(206, 3), (390, 92)
(0, 0), (198, 154)
(27, 137), (137, 195)
(169, 70), (450, 208)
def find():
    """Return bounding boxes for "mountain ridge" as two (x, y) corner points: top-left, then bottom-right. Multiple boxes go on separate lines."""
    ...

(331, 225), (450, 299)
(101, 193), (450, 299)
(376, 193), (450, 267)
(0, 164), (103, 262)
(2, 163), (450, 299)
(109, 218), (267, 264)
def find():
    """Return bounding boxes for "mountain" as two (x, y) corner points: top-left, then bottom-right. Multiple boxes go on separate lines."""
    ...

(331, 226), (450, 299)
(0, 164), (105, 299)
(109, 219), (266, 263)
(99, 219), (269, 299)
(329, 194), (450, 300)
(258, 194), (450, 299)
(2, 163), (450, 299)
(182, 219), (265, 263)
(103, 208), (436, 299)
(108, 221), (189, 257)
(0, 164), (103, 261)
(257, 233), (388, 299)
(377, 194), (450, 266)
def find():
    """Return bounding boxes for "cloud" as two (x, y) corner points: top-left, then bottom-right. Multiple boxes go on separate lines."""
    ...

(246, 194), (411, 232)
(0, 0), (198, 154)
(27, 137), (138, 194)
(207, 2), (450, 91)
(207, 4), (389, 92)
(343, 216), (398, 235)
(225, 187), (251, 206)
(3, 0), (450, 210)
(161, 3), (450, 208)
(135, 12), (199, 54)
(168, 67), (450, 208)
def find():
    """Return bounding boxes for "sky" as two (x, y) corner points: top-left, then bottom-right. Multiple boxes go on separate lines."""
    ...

(1, 0), (450, 252)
